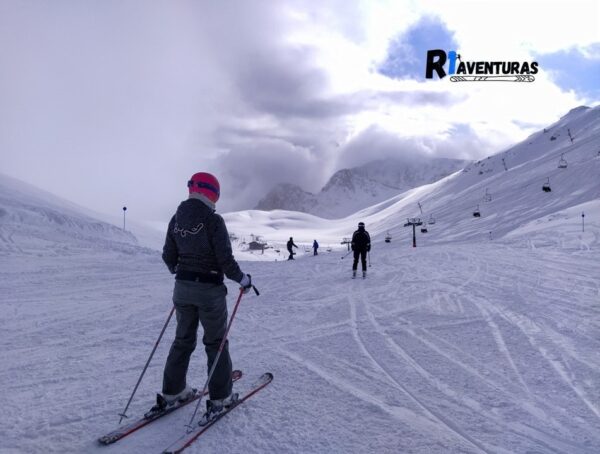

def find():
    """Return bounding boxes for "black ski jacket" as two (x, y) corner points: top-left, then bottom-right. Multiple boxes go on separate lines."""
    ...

(287, 239), (298, 252)
(162, 198), (244, 284)
(351, 228), (371, 252)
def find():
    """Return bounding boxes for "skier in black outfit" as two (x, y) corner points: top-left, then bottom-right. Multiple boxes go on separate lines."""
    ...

(351, 222), (371, 278)
(151, 172), (253, 423)
(287, 237), (298, 260)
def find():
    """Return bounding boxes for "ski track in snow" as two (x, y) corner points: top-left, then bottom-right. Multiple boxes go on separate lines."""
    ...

(1, 239), (600, 454)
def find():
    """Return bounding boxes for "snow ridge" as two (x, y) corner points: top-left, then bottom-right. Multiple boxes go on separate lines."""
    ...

(255, 157), (467, 219)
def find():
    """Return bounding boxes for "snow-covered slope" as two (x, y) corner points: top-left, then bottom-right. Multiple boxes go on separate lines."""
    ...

(2, 211), (599, 453)
(231, 105), (600, 251)
(255, 157), (467, 219)
(0, 173), (157, 255)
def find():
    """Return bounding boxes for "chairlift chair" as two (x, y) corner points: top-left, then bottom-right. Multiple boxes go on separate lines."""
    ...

(484, 188), (492, 202)
(428, 214), (436, 225)
(542, 177), (551, 192)
(473, 205), (481, 217)
(421, 226), (428, 233)
(384, 231), (392, 243)
(558, 154), (567, 169)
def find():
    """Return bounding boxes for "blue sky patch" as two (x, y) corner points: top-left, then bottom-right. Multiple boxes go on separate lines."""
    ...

(379, 16), (459, 80)
(536, 44), (600, 102)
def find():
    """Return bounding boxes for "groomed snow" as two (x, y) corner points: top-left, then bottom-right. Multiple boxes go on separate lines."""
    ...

(1, 229), (599, 453)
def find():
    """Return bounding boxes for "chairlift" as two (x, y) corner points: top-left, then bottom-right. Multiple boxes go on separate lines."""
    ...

(558, 154), (567, 169)
(421, 226), (428, 233)
(473, 205), (481, 217)
(428, 214), (436, 225)
(384, 231), (392, 243)
(484, 188), (492, 202)
(542, 177), (551, 192)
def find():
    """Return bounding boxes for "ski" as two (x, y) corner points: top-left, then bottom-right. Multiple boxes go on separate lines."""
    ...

(98, 370), (243, 445)
(161, 372), (273, 454)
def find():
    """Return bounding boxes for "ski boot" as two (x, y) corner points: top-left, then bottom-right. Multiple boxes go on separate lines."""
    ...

(145, 386), (195, 419)
(363, 270), (366, 279)
(198, 393), (239, 426)
(352, 270), (357, 279)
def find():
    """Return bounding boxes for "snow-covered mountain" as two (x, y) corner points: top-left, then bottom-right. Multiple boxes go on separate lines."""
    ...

(227, 105), (600, 252)
(255, 157), (467, 218)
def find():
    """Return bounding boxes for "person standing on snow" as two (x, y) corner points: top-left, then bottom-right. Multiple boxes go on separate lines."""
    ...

(287, 237), (298, 260)
(351, 222), (371, 278)
(149, 172), (253, 422)
(313, 239), (319, 256)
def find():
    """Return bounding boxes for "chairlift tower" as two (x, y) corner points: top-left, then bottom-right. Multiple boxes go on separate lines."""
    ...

(341, 237), (351, 251)
(403, 217), (423, 248)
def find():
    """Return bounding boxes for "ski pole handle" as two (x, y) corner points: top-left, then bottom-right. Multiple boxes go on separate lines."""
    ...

(240, 273), (259, 296)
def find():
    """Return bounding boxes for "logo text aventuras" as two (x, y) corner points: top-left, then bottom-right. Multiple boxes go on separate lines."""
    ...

(426, 50), (538, 82)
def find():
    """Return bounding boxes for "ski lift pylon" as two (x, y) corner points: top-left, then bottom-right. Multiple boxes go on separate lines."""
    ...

(542, 177), (551, 192)
(558, 154), (567, 169)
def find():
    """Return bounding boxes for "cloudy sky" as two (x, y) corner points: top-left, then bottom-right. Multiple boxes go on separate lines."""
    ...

(1, 0), (599, 221)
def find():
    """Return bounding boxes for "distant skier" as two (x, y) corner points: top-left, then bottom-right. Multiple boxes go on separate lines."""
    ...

(150, 172), (253, 423)
(287, 237), (298, 260)
(351, 222), (371, 279)
(313, 239), (319, 256)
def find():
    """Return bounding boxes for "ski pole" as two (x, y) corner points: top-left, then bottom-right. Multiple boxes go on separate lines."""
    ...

(118, 305), (175, 424)
(368, 251), (371, 267)
(186, 282), (259, 430)
(341, 250), (353, 259)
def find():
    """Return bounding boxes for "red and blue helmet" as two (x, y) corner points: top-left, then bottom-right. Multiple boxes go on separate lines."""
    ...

(187, 172), (220, 203)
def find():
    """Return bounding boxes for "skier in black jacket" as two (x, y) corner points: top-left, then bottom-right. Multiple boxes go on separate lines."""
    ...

(287, 237), (298, 260)
(151, 172), (253, 423)
(351, 222), (371, 278)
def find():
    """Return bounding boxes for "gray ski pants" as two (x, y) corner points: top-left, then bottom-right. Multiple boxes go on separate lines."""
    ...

(162, 280), (233, 400)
